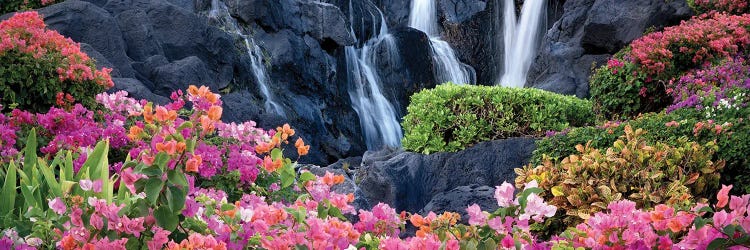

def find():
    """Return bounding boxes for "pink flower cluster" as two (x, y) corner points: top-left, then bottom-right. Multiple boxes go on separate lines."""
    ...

(0, 11), (113, 88)
(629, 13), (750, 78)
(667, 55), (750, 113)
(692, 0), (749, 15)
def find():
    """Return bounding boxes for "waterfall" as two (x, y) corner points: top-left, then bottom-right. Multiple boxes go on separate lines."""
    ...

(498, 0), (546, 88)
(346, 1), (403, 149)
(409, 0), (475, 85)
(207, 0), (285, 116)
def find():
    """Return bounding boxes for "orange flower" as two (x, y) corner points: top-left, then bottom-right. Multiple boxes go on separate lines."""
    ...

(262, 156), (283, 172)
(143, 103), (154, 124)
(295, 138), (310, 156)
(141, 153), (155, 166)
(410, 214), (426, 228)
(199, 115), (216, 134)
(60, 235), (77, 250)
(156, 140), (178, 155)
(186, 154), (202, 173)
(176, 141), (186, 153)
(154, 106), (177, 123)
(255, 142), (273, 154)
(188, 85), (200, 96)
(206, 92), (219, 104)
(276, 123), (295, 141)
(128, 126), (143, 141)
(207, 105), (223, 121)
(271, 135), (281, 147)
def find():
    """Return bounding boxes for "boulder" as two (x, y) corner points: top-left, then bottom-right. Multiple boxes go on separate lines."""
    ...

(421, 185), (499, 224)
(526, 0), (693, 97)
(356, 138), (536, 212)
(110, 78), (170, 105)
(226, 0), (355, 46)
(377, 27), (438, 116)
(39, 0), (135, 78)
(150, 56), (215, 96)
(439, 0), (487, 23)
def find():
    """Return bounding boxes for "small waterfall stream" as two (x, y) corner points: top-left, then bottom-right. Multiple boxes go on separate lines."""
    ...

(498, 0), (546, 88)
(409, 0), (475, 85)
(345, 1), (403, 150)
(207, 0), (286, 116)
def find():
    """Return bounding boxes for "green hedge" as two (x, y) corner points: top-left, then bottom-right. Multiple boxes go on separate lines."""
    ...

(401, 83), (595, 154)
(533, 107), (750, 193)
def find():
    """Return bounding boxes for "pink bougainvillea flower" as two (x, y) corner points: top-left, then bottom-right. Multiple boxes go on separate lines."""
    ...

(48, 197), (67, 215)
(466, 204), (487, 226)
(717, 184), (733, 208)
(495, 181), (515, 207)
(121, 167), (144, 194)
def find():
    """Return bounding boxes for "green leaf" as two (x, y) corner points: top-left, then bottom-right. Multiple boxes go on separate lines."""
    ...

(478, 238), (497, 250)
(153, 152), (170, 171)
(707, 238), (729, 250)
(299, 172), (316, 183)
(167, 170), (188, 188)
(0, 160), (17, 217)
(328, 206), (346, 220)
(693, 217), (708, 230)
(280, 164), (295, 188)
(140, 165), (163, 177)
(19, 185), (37, 212)
(271, 148), (282, 160)
(37, 159), (61, 198)
(154, 206), (179, 231)
(145, 178), (164, 205)
(167, 186), (186, 213)
(317, 202), (329, 219)
(22, 129), (38, 180)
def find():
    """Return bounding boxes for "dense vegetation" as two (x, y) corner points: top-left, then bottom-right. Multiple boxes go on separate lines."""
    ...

(2, 1), (750, 248)
(401, 83), (594, 154)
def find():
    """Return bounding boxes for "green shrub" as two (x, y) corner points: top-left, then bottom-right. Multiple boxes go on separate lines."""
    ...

(533, 106), (750, 193)
(1, 0), (61, 15)
(517, 125), (723, 230)
(0, 11), (112, 113)
(401, 83), (595, 154)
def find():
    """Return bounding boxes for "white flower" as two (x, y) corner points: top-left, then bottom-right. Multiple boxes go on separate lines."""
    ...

(239, 208), (254, 222)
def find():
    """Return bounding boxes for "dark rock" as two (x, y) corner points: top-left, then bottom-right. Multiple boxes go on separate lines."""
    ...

(227, 0), (354, 46)
(581, 0), (692, 54)
(526, 0), (693, 97)
(116, 9), (164, 62)
(357, 138), (536, 212)
(439, 0), (487, 23)
(374, 0), (411, 28)
(377, 27), (438, 116)
(421, 185), (499, 224)
(39, 0), (135, 78)
(151, 56), (215, 96)
(110, 78), (170, 104)
(440, 0), (498, 85)
(79, 43), (118, 76)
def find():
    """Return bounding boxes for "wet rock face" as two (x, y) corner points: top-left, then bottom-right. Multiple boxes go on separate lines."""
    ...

(355, 138), (536, 213)
(525, 0), (693, 97)
(20, 0), (693, 166)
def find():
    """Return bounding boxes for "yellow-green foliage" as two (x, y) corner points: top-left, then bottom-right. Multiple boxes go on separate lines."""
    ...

(401, 83), (595, 154)
(515, 125), (723, 228)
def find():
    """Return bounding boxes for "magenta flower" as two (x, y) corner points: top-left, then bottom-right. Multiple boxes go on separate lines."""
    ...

(48, 197), (66, 215)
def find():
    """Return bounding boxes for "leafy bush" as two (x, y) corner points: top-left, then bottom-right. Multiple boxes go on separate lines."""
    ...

(0, 11), (113, 113)
(590, 13), (750, 119)
(517, 125), (723, 229)
(535, 110), (750, 191)
(689, 0), (750, 15)
(401, 83), (595, 154)
(0, 0), (60, 15)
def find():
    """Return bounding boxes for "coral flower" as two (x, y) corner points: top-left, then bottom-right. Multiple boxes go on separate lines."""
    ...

(295, 138), (310, 156)
(186, 154), (202, 173)
(207, 105), (222, 121)
(717, 184), (733, 208)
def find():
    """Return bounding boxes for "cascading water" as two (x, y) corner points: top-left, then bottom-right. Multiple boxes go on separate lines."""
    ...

(498, 0), (546, 88)
(346, 1), (403, 149)
(207, 0), (285, 116)
(409, 0), (475, 85)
